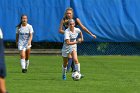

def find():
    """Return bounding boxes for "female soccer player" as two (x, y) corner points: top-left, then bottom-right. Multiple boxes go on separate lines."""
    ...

(16, 15), (34, 73)
(0, 28), (7, 93)
(59, 7), (96, 72)
(62, 19), (83, 80)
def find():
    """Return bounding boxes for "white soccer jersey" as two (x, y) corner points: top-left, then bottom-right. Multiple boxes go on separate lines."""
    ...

(62, 27), (81, 57)
(16, 24), (34, 50)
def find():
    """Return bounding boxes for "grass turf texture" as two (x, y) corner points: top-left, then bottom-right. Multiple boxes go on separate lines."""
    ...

(5, 56), (140, 93)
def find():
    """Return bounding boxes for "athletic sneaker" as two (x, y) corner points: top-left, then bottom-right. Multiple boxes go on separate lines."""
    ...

(80, 74), (84, 79)
(72, 70), (77, 72)
(62, 75), (66, 80)
(22, 69), (27, 73)
(71, 69), (75, 72)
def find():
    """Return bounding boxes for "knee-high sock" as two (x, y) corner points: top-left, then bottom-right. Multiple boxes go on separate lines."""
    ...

(75, 63), (80, 73)
(21, 59), (26, 69)
(26, 60), (29, 69)
(62, 65), (67, 75)
(71, 60), (75, 71)
(67, 58), (72, 71)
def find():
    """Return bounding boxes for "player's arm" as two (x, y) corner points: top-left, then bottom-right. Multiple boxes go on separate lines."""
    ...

(79, 31), (84, 42)
(28, 26), (34, 45)
(16, 29), (19, 46)
(76, 18), (96, 38)
(28, 32), (33, 46)
(65, 39), (80, 45)
(59, 19), (65, 34)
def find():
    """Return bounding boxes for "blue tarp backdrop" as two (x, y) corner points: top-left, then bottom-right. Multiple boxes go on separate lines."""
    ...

(0, 0), (140, 42)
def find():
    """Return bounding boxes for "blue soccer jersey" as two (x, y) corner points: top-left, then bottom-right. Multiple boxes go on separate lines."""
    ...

(0, 28), (6, 78)
(0, 28), (4, 65)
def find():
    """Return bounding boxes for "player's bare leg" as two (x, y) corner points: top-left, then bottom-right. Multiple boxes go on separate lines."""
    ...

(62, 57), (68, 80)
(0, 78), (6, 93)
(72, 50), (84, 78)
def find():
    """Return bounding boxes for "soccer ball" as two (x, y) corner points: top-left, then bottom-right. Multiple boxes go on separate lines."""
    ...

(72, 71), (81, 81)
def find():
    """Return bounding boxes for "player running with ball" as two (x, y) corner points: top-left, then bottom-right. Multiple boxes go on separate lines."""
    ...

(59, 7), (96, 72)
(16, 15), (34, 73)
(62, 19), (84, 80)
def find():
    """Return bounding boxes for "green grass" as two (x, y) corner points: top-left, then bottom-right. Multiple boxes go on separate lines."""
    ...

(5, 55), (140, 93)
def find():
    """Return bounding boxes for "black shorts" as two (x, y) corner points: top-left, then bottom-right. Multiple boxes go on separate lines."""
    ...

(0, 65), (6, 78)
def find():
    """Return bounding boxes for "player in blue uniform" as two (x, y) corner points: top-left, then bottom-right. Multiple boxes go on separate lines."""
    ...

(0, 28), (7, 93)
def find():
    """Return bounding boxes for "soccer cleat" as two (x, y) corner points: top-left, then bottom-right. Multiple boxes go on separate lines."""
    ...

(22, 69), (27, 73)
(62, 75), (66, 80)
(71, 69), (76, 72)
(80, 74), (84, 79)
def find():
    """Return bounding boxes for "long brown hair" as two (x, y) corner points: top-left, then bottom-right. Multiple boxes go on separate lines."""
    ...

(16, 14), (27, 28)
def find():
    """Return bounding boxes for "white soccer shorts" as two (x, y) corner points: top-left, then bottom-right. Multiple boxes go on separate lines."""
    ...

(18, 45), (32, 51)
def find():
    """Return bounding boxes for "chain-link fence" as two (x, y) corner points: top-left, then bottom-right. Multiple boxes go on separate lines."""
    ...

(78, 42), (140, 55)
(4, 42), (140, 55)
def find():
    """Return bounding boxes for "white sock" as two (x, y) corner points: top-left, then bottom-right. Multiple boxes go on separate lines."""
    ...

(62, 65), (67, 75)
(26, 60), (29, 69)
(75, 63), (80, 73)
(21, 59), (26, 69)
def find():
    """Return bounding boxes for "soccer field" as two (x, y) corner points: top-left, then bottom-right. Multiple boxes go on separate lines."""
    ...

(5, 56), (140, 93)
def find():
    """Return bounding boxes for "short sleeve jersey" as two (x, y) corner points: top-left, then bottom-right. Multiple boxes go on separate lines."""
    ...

(62, 27), (81, 53)
(16, 24), (34, 47)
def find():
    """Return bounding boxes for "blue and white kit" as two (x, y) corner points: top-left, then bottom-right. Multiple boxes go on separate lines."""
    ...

(62, 27), (81, 57)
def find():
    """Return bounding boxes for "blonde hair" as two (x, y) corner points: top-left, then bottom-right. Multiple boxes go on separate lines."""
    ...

(68, 19), (75, 24)
(64, 7), (74, 19)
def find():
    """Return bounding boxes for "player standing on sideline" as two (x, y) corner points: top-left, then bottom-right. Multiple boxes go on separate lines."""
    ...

(62, 19), (83, 80)
(59, 7), (96, 72)
(16, 15), (34, 73)
(0, 28), (8, 93)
